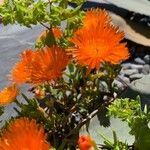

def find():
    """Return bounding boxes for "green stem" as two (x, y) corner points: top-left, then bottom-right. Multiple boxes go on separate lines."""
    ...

(48, 0), (52, 28)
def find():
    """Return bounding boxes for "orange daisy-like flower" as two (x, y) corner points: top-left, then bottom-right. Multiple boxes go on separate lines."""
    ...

(78, 135), (94, 150)
(0, 84), (19, 105)
(29, 46), (69, 84)
(10, 49), (34, 84)
(0, 117), (50, 150)
(10, 46), (68, 85)
(83, 9), (111, 28)
(71, 9), (129, 70)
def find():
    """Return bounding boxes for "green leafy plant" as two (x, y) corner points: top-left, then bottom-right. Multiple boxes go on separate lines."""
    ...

(108, 97), (150, 150)
(100, 131), (129, 150)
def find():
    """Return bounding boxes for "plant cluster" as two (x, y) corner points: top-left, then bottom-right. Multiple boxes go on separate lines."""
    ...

(0, 0), (148, 150)
(107, 97), (150, 150)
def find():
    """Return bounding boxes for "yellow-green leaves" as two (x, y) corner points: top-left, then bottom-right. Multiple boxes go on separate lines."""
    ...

(108, 97), (150, 150)
(0, 0), (84, 29)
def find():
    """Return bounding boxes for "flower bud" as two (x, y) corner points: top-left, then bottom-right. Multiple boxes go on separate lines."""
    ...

(78, 135), (94, 150)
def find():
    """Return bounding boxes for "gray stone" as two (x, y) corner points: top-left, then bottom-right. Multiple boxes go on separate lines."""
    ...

(121, 75), (150, 102)
(117, 75), (130, 84)
(134, 57), (146, 65)
(144, 55), (150, 64)
(99, 81), (109, 92)
(142, 64), (150, 75)
(121, 68), (139, 76)
(121, 63), (132, 69)
(129, 73), (144, 80)
(131, 74), (150, 95)
(121, 63), (143, 70)
(113, 80), (124, 90)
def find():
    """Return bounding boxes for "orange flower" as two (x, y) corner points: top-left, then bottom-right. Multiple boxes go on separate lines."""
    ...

(83, 9), (111, 28)
(0, 117), (50, 150)
(29, 46), (69, 84)
(78, 135), (94, 150)
(71, 9), (129, 70)
(10, 46), (68, 85)
(34, 86), (46, 99)
(10, 49), (34, 84)
(52, 28), (62, 38)
(0, 84), (19, 105)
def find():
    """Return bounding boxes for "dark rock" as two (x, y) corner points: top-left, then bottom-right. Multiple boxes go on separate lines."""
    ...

(144, 55), (150, 64)
(134, 57), (146, 65)
(129, 73), (144, 81)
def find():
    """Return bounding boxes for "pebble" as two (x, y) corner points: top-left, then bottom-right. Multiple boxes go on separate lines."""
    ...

(134, 57), (146, 65)
(115, 57), (150, 89)
(117, 75), (130, 84)
(142, 64), (150, 75)
(113, 80), (124, 90)
(114, 50), (150, 91)
(144, 55), (150, 64)
(129, 73), (144, 81)
(121, 63), (143, 70)
(99, 81), (109, 92)
(122, 69), (139, 76)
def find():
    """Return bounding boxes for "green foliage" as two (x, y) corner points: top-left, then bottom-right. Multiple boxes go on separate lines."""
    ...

(108, 97), (141, 121)
(0, 0), (85, 49)
(1, 0), (48, 26)
(0, 0), (84, 30)
(100, 131), (129, 150)
(108, 97), (150, 150)
(0, 0), (84, 49)
(15, 94), (47, 121)
(0, 106), (4, 116)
